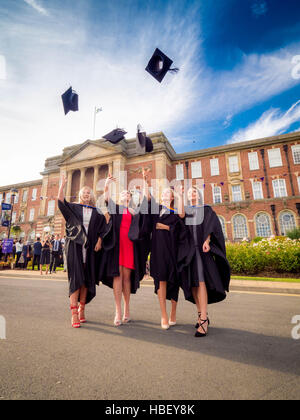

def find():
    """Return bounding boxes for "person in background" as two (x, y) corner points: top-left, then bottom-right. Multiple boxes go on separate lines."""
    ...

(0, 240), (3, 261)
(15, 239), (23, 268)
(12, 240), (16, 259)
(40, 235), (51, 275)
(50, 234), (62, 274)
(61, 236), (67, 272)
(21, 241), (32, 270)
(32, 237), (42, 271)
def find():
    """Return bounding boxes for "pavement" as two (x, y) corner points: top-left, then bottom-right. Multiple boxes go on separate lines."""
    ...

(1, 269), (300, 295)
(0, 273), (300, 400)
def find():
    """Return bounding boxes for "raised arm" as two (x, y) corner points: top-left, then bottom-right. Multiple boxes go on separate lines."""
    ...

(58, 174), (67, 202)
(142, 168), (151, 201)
(104, 173), (116, 203)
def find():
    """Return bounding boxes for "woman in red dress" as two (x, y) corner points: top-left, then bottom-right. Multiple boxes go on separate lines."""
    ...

(99, 175), (148, 327)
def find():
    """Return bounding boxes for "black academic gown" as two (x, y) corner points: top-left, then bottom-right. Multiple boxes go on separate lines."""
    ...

(58, 199), (107, 304)
(180, 205), (231, 304)
(146, 198), (189, 302)
(98, 199), (150, 294)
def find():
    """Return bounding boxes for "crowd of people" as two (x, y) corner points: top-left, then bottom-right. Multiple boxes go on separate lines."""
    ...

(0, 235), (67, 273)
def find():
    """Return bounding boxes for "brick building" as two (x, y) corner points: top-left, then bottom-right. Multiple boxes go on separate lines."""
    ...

(1, 131), (300, 242)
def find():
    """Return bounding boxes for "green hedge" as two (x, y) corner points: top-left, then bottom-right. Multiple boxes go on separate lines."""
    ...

(226, 237), (300, 275)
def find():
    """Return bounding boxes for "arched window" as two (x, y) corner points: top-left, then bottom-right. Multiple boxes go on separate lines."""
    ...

(255, 213), (272, 237)
(233, 214), (248, 239)
(217, 216), (226, 239)
(279, 211), (296, 235)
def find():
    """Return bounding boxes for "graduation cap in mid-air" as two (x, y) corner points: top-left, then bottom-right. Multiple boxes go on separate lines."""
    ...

(61, 86), (79, 115)
(136, 124), (153, 154)
(145, 48), (179, 83)
(103, 128), (127, 144)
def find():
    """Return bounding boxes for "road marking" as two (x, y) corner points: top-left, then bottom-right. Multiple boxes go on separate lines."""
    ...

(230, 290), (300, 298)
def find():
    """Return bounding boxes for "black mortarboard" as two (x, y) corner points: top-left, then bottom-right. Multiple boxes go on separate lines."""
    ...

(145, 48), (179, 83)
(61, 86), (79, 115)
(136, 124), (153, 153)
(103, 128), (127, 144)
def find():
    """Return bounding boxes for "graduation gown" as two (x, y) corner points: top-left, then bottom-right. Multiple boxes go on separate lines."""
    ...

(180, 205), (231, 304)
(145, 198), (189, 302)
(98, 199), (150, 294)
(58, 199), (107, 304)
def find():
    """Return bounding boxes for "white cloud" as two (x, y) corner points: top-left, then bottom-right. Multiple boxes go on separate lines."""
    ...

(23, 0), (49, 16)
(228, 100), (300, 143)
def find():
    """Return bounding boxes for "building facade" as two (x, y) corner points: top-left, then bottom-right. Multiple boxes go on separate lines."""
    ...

(1, 131), (300, 242)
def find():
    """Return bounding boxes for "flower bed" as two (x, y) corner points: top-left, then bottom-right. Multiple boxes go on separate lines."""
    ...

(226, 237), (300, 275)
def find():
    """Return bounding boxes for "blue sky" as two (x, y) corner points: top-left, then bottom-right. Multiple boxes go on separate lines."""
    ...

(1, 0), (300, 185)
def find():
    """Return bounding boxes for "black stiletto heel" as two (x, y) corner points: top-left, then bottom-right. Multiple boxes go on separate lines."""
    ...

(195, 312), (210, 328)
(195, 318), (208, 338)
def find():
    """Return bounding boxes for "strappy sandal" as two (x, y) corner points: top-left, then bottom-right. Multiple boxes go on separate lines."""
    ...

(195, 318), (208, 338)
(195, 312), (210, 329)
(70, 305), (81, 329)
(78, 302), (87, 324)
(114, 316), (122, 327)
(122, 316), (131, 324)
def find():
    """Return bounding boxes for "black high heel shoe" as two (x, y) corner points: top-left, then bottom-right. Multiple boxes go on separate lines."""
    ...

(195, 318), (208, 338)
(195, 312), (210, 329)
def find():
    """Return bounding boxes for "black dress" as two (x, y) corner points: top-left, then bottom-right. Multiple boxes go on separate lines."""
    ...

(98, 199), (150, 294)
(58, 199), (107, 304)
(40, 241), (51, 265)
(145, 198), (189, 302)
(180, 205), (231, 304)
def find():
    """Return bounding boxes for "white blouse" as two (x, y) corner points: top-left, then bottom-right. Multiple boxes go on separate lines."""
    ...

(82, 206), (93, 263)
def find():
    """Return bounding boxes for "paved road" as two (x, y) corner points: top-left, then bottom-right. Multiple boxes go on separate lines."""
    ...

(0, 275), (300, 400)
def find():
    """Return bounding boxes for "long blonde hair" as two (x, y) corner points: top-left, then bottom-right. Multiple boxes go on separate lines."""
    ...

(78, 186), (96, 207)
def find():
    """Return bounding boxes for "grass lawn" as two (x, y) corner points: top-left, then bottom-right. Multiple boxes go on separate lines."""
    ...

(231, 275), (300, 283)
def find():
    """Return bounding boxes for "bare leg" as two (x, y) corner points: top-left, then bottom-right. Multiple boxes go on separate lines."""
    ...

(45, 264), (49, 275)
(170, 299), (177, 323)
(122, 266), (132, 321)
(157, 281), (168, 326)
(195, 282), (208, 334)
(70, 289), (80, 326)
(113, 267), (123, 325)
(78, 285), (88, 321)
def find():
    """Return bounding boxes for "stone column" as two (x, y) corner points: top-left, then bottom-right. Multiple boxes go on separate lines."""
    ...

(66, 170), (73, 201)
(80, 168), (86, 190)
(93, 165), (100, 194)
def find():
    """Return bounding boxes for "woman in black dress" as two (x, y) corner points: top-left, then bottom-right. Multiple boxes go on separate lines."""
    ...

(142, 170), (188, 330)
(40, 235), (51, 275)
(58, 174), (107, 328)
(99, 174), (150, 326)
(181, 186), (231, 337)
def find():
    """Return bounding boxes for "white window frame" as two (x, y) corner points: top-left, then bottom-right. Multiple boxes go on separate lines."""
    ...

(22, 190), (28, 203)
(232, 185), (242, 202)
(0, 193), (2, 202)
(14, 193), (19, 204)
(47, 200), (56, 216)
(5, 192), (11, 204)
(268, 148), (282, 168)
(272, 179), (287, 198)
(191, 161), (202, 179)
(176, 164), (184, 181)
(20, 211), (25, 223)
(29, 208), (35, 222)
(228, 155), (239, 173)
(252, 181), (263, 200)
(291, 145), (300, 165)
(279, 211), (296, 236)
(11, 211), (17, 224)
(210, 158), (219, 176)
(248, 152), (259, 170)
(233, 214), (248, 239)
(32, 188), (37, 201)
(212, 186), (222, 204)
(255, 213), (272, 237)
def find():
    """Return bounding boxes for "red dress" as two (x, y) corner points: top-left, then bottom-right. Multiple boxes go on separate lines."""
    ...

(119, 208), (135, 270)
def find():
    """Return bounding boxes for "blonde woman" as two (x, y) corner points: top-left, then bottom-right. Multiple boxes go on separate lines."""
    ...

(40, 234), (51, 275)
(142, 170), (188, 330)
(99, 174), (149, 327)
(58, 175), (107, 329)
